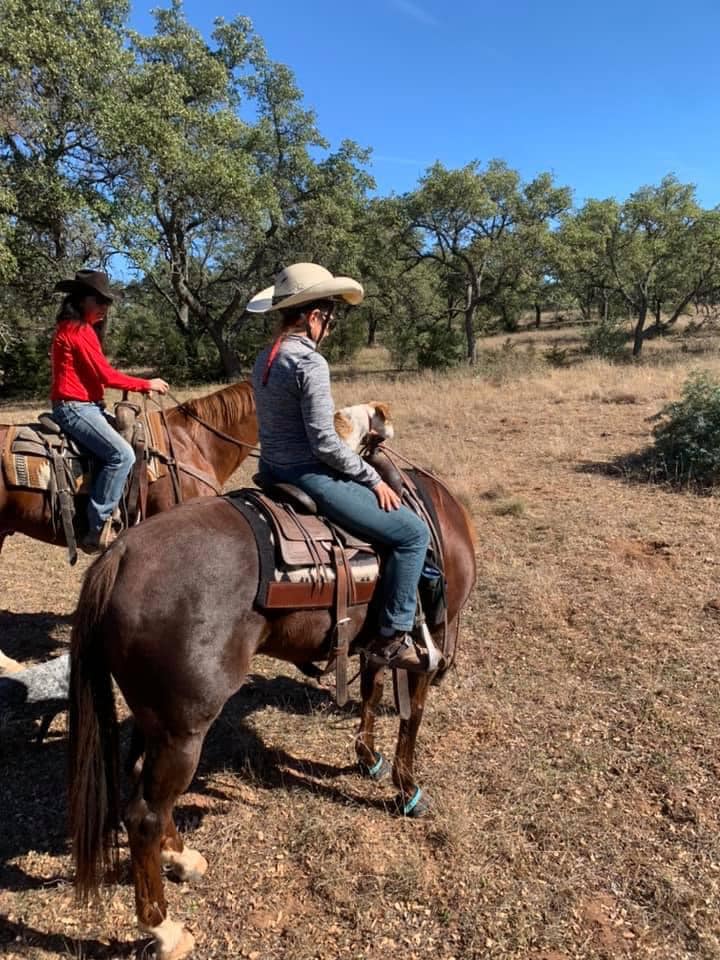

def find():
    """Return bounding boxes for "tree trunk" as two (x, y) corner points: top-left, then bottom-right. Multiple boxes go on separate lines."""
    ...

(632, 303), (648, 357)
(534, 302), (541, 328)
(464, 306), (476, 364)
(206, 323), (241, 378)
(367, 314), (378, 348)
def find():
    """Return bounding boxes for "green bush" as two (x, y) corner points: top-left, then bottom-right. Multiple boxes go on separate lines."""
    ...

(584, 319), (628, 359)
(651, 371), (720, 485)
(0, 334), (51, 398)
(416, 323), (464, 370)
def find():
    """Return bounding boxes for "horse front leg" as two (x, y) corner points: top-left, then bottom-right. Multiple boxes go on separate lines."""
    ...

(391, 672), (433, 817)
(355, 655), (391, 780)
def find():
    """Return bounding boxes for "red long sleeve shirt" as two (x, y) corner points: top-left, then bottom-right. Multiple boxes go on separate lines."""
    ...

(51, 320), (151, 403)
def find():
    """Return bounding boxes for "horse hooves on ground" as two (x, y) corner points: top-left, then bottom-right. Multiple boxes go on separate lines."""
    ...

(161, 847), (208, 883)
(159, 928), (195, 960)
(395, 787), (432, 818)
(358, 751), (391, 781)
(141, 917), (195, 960)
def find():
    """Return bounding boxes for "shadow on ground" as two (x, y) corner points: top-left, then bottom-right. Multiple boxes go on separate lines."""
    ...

(0, 611), (72, 663)
(0, 669), (397, 896)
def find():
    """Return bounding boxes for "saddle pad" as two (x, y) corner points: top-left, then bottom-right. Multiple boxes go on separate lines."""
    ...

(225, 491), (378, 610)
(1, 425), (88, 492)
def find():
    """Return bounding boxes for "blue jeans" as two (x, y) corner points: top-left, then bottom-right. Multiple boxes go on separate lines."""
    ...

(52, 401), (135, 533)
(263, 462), (430, 633)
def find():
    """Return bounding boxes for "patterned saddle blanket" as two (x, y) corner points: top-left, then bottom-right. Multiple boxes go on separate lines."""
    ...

(225, 488), (380, 611)
(1, 406), (169, 493)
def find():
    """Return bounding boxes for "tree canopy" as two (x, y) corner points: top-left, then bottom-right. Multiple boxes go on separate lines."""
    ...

(2, 0), (719, 395)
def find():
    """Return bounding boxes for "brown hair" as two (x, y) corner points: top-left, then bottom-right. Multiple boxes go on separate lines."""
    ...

(278, 299), (335, 330)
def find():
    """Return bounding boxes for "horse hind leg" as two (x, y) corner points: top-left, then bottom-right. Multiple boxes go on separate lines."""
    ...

(126, 731), (205, 960)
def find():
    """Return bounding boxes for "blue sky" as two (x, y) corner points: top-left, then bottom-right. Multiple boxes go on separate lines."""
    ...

(129, 0), (720, 208)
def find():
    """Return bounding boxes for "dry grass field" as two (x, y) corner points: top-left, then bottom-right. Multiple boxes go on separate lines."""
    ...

(2, 321), (720, 960)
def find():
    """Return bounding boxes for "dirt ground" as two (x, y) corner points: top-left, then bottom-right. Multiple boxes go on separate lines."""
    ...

(2, 329), (720, 959)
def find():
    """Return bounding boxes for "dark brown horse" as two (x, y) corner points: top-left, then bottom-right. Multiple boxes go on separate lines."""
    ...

(0, 382), (256, 672)
(0, 381), (257, 550)
(68, 469), (476, 960)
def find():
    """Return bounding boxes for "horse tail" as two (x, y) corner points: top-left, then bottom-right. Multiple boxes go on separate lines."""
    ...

(68, 540), (127, 901)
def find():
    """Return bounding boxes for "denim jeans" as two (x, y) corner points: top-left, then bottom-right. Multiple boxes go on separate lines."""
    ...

(52, 401), (135, 533)
(262, 461), (430, 633)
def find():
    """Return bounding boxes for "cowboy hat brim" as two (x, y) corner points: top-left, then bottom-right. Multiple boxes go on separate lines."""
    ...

(246, 276), (364, 314)
(54, 278), (122, 301)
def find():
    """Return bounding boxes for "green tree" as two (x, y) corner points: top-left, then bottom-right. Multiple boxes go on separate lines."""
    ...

(404, 160), (570, 362)
(102, 4), (372, 377)
(608, 177), (720, 356)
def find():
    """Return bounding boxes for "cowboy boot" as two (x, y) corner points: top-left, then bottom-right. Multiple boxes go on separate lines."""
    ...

(364, 632), (430, 673)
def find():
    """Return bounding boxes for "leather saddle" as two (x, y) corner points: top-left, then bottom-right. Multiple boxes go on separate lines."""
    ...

(226, 476), (382, 707)
(1, 403), (148, 564)
(227, 476), (379, 610)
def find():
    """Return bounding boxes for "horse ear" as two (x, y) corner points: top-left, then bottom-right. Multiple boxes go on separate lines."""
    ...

(334, 410), (353, 439)
(370, 401), (391, 422)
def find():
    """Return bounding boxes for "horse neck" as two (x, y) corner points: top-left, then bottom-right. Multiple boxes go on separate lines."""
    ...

(168, 383), (258, 484)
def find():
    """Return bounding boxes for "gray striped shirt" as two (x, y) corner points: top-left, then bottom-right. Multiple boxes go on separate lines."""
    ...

(252, 335), (380, 487)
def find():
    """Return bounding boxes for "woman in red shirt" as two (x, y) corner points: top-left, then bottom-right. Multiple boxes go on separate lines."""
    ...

(51, 269), (169, 552)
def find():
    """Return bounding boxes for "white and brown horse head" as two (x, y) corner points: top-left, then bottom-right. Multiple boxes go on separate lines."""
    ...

(334, 401), (394, 453)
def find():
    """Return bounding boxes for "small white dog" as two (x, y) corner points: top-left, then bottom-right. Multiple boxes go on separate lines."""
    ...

(334, 402), (394, 453)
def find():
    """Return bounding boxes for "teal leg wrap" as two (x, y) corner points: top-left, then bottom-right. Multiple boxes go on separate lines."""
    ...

(403, 787), (423, 816)
(368, 753), (385, 777)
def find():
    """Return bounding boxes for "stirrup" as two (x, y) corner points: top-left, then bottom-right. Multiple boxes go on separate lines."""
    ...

(364, 633), (430, 674)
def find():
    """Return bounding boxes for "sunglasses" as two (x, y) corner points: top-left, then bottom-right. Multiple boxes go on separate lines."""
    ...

(324, 313), (336, 332)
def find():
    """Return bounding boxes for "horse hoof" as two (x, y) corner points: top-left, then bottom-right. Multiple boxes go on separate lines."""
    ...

(141, 918), (195, 960)
(395, 787), (431, 818)
(359, 752), (391, 781)
(161, 847), (208, 883)
(160, 929), (195, 960)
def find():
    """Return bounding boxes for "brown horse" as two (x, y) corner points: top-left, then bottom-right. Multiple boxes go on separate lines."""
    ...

(0, 382), (256, 672)
(68, 469), (476, 960)
(0, 381), (257, 550)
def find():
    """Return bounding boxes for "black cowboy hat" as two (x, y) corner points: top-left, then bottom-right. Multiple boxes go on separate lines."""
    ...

(54, 269), (122, 302)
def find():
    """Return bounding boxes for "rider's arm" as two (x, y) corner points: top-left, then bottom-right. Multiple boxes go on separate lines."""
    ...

(298, 353), (381, 487)
(74, 324), (152, 393)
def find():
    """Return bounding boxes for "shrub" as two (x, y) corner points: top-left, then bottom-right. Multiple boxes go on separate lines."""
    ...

(416, 322), (464, 370)
(651, 371), (720, 486)
(585, 318), (628, 359)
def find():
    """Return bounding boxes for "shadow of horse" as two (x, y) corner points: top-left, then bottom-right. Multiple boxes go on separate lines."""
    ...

(182, 672), (400, 824)
(0, 915), (137, 958)
(0, 611), (72, 663)
(0, 671), (396, 894)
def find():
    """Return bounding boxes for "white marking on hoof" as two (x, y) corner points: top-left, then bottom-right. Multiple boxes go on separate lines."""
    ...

(0, 652), (23, 675)
(140, 916), (195, 960)
(161, 846), (208, 882)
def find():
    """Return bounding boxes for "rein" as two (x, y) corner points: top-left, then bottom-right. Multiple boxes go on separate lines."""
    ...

(142, 389), (259, 505)
(161, 390), (260, 455)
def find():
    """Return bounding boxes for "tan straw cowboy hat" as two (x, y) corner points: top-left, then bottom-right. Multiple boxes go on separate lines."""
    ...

(246, 262), (364, 314)
(54, 269), (121, 302)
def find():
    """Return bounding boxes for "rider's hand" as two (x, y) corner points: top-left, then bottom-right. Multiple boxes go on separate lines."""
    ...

(373, 480), (401, 511)
(148, 378), (169, 395)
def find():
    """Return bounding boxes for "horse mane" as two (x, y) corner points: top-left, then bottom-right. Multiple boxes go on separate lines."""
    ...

(170, 381), (255, 438)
